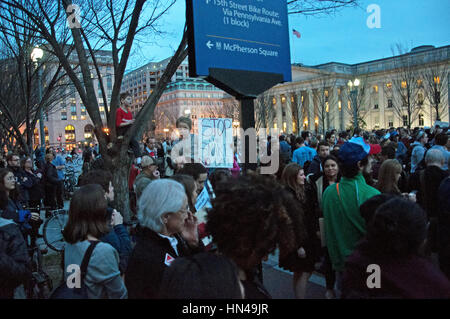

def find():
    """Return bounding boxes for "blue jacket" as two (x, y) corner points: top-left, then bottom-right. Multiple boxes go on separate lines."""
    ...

(292, 146), (317, 168)
(100, 208), (132, 273)
(410, 142), (426, 173)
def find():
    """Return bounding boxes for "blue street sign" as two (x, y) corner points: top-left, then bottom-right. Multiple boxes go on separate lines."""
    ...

(188, 0), (292, 82)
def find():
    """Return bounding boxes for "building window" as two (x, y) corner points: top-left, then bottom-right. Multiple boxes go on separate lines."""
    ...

(71, 115), (77, 120)
(374, 104), (379, 109)
(387, 99), (393, 108)
(418, 93), (424, 105)
(373, 85), (378, 93)
(338, 100), (342, 111)
(401, 81), (407, 89)
(61, 112), (67, 120)
(386, 82), (392, 89)
(434, 76), (440, 84)
(419, 114), (424, 126)
(417, 79), (423, 87)
(402, 115), (408, 127)
(65, 125), (76, 142)
(374, 116), (380, 128)
(388, 117), (394, 127)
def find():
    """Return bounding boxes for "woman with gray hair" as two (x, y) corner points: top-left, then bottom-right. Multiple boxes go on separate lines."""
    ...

(125, 179), (202, 298)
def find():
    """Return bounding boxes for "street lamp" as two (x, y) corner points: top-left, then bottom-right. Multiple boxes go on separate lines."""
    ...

(31, 46), (45, 149)
(347, 78), (360, 130)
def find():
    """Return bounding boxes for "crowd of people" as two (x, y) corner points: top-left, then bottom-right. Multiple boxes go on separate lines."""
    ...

(1, 118), (450, 299)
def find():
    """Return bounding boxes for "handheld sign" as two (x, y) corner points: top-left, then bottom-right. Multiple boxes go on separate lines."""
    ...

(198, 118), (234, 168)
(187, 0), (291, 83)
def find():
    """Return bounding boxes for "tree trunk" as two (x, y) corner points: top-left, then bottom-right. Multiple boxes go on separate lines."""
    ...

(110, 145), (134, 224)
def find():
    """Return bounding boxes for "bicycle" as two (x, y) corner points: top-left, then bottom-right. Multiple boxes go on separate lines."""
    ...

(21, 207), (53, 299)
(42, 207), (69, 252)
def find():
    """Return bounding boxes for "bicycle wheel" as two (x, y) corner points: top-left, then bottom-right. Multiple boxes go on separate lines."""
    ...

(43, 210), (69, 252)
(26, 248), (53, 299)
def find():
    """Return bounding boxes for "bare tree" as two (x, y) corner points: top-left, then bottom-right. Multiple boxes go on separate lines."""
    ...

(153, 103), (179, 135)
(255, 91), (275, 134)
(382, 44), (425, 129)
(0, 0), (183, 222)
(421, 61), (449, 123)
(311, 75), (337, 134)
(345, 76), (369, 130)
(288, 0), (359, 15)
(0, 7), (70, 156)
(205, 97), (240, 120)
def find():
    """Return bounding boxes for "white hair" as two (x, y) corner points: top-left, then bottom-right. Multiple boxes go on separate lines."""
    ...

(425, 149), (445, 167)
(137, 179), (186, 232)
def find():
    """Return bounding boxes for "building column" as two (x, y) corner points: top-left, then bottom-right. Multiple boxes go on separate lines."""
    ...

(267, 96), (274, 130)
(296, 92), (303, 134)
(307, 89), (314, 131)
(330, 86), (339, 130)
(341, 87), (350, 130)
(286, 94), (293, 134)
(378, 82), (386, 128)
(275, 94), (283, 132)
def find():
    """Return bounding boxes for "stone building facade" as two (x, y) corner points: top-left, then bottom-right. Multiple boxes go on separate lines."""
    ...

(37, 50), (114, 150)
(264, 45), (449, 135)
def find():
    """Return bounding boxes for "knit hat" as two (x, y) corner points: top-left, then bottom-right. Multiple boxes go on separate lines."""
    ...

(339, 137), (381, 165)
(141, 155), (157, 168)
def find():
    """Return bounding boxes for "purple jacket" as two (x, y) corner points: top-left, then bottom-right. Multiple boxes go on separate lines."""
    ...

(342, 248), (450, 299)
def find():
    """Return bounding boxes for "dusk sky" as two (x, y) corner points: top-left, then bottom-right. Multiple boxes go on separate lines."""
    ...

(127, 0), (450, 70)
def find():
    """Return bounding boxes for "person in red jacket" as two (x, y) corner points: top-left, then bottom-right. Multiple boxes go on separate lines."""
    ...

(116, 92), (142, 165)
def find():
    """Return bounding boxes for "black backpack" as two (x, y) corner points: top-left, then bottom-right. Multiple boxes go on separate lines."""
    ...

(50, 241), (99, 299)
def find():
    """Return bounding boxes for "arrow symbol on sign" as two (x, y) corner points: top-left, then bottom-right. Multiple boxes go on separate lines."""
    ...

(206, 41), (213, 49)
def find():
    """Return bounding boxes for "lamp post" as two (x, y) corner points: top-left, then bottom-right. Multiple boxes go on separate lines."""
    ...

(232, 121), (240, 137)
(347, 78), (360, 130)
(31, 46), (45, 148)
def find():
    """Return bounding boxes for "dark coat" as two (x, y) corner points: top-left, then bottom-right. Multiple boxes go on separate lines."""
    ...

(0, 218), (31, 298)
(278, 185), (320, 273)
(125, 226), (203, 299)
(409, 166), (449, 218)
(43, 162), (59, 186)
(306, 155), (322, 177)
(438, 176), (450, 278)
(18, 170), (44, 204)
(342, 245), (450, 299)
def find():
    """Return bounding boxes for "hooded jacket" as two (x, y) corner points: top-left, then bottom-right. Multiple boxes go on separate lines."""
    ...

(322, 172), (380, 272)
(0, 217), (31, 298)
(410, 141), (426, 173)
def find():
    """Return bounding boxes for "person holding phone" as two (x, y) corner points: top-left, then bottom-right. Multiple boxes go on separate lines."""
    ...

(134, 156), (160, 201)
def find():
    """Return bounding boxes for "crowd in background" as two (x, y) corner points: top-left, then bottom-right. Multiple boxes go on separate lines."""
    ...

(1, 118), (450, 299)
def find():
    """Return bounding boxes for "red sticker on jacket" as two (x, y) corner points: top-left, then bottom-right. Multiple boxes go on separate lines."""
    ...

(164, 253), (175, 266)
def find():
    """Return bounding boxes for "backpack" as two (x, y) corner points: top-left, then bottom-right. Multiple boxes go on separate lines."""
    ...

(50, 241), (99, 299)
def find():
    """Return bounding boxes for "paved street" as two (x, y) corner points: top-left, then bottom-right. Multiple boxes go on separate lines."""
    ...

(263, 250), (327, 299)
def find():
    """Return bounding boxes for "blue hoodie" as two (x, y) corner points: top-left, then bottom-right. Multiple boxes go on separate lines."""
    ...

(410, 141), (426, 173)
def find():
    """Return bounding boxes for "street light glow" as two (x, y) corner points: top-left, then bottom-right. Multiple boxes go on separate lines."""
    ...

(31, 46), (43, 62)
(184, 109), (191, 115)
(354, 78), (360, 86)
(347, 80), (353, 88)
